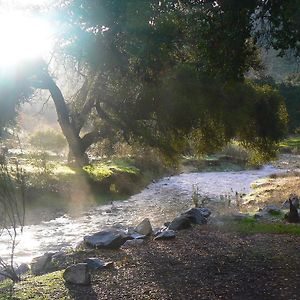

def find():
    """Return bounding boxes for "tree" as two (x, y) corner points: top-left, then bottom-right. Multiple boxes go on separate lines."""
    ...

(256, 0), (300, 57)
(0, 1), (295, 165)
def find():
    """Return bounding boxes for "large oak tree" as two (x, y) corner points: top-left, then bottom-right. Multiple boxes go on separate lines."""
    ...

(0, 0), (297, 166)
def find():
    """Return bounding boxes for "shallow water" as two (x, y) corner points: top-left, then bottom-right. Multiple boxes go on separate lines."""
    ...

(0, 166), (280, 264)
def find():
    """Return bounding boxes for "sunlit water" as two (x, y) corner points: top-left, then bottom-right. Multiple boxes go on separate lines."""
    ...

(0, 166), (281, 264)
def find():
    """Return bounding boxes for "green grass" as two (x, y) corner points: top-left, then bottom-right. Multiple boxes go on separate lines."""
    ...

(279, 136), (300, 148)
(226, 218), (300, 235)
(0, 271), (71, 300)
(83, 159), (139, 182)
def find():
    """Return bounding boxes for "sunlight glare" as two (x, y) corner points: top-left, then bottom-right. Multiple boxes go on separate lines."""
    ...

(0, 12), (53, 67)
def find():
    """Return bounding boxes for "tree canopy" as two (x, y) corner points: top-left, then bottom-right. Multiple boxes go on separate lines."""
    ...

(0, 0), (297, 165)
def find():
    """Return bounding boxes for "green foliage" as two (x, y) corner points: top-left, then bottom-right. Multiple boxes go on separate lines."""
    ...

(278, 79), (300, 133)
(280, 136), (300, 149)
(83, 160), (139, 182)
(29, 130), (67, 154)
(0, 1), (296, 162)
(256, 0), (300, 57)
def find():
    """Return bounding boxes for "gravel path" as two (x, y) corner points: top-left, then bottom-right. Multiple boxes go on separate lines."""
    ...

(64, 226), (300, 300)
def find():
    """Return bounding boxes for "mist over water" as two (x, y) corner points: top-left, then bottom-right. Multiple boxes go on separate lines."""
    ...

(0, 166), (281, 264)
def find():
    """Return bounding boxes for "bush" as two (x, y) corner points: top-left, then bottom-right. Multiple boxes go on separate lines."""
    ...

(221, 142), (250, 163)
(29, 130), (67, 154)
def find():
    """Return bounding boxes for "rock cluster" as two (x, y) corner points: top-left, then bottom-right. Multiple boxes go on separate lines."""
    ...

(27, 207), (212, 285)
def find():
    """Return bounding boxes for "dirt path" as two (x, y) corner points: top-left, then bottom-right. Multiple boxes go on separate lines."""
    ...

(61, 226), (300, 300)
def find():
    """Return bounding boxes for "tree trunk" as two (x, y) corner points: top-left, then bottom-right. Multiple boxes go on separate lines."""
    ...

(43, 74), (88, 167)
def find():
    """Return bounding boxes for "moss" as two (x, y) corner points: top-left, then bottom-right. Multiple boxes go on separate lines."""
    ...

(83, 159), (140, 182)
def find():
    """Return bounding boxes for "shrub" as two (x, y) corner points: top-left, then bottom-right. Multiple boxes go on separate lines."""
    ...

(29, 130), (67, 154)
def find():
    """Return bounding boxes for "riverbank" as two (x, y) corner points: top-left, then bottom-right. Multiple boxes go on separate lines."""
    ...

(22, 154), (251, 225)
(2, 153), (299, 299)
(2, 225), (300, 300)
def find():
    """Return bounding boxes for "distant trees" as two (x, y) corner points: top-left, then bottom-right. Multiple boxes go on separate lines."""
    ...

(1, 0), (299, 165)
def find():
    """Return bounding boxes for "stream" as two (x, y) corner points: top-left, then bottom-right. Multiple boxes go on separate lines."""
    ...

(0, 165), (281, 264)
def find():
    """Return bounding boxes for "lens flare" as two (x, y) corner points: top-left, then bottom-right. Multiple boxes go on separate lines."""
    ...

(0, 12), (53, 67)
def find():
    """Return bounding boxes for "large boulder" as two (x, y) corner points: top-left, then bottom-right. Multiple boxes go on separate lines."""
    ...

(31, 253), (55, 275)
(182, 207), (211, 225)
(84, 229), (129, 249)
(63, 263), (91, 285)
(168, 215), (192, 231)
(134, 218), (153, 236)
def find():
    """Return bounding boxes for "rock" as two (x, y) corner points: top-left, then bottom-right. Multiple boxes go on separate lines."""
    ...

(85, 258), (113, 270)
(134, 218), (153, 236)
(121, 239), (145, 248)
(84, 229), (129, 249)
(75, 240), (86, 250)
(168, 215), (192, 231)
(16, 263), (30, 275)
(255, 205), (282, 218)
(63, 263), (91, 285)
(31, 253), (55, 275)
(0, 263), (29, 281)
(262, 205), (282, 214)
(154, 230), (176, 240)
(182, 207), (211, 225)
(128, 232), (146, 240)
(282, 194), (300, 209)
(285, 199), (300, 223)
(163, 222), (171, 227)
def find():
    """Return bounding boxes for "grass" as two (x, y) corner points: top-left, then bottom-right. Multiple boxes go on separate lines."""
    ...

(0, 271), (71, 300)
(224, 217), (300, 236)
(279, 136), (300, 148)
(279, 135), (300, 154)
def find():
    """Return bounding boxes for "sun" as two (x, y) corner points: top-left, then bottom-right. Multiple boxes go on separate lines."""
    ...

(0, 12), (53, 68)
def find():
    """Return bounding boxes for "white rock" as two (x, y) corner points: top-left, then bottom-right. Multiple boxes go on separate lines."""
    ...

(134, 218), (153, 236)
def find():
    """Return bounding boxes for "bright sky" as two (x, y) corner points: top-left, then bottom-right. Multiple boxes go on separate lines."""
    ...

(0, 0), (54, 68)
